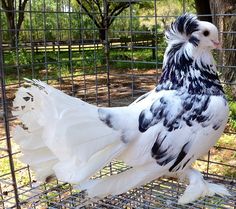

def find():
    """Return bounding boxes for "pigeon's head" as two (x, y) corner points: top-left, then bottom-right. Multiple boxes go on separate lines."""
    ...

(192, 21), (221, 49)
(165, 14), (221, 51)
(160, 14), (223, 94)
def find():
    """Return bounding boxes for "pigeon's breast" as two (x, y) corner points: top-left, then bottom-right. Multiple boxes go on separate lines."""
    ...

(157, 94), (228, 170)
(135, 91), (229, 170)
(190, 95), (229, 156)
(181, 94), (228, 130)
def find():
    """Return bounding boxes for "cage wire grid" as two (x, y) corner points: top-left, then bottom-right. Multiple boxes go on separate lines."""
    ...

(0, 0), (235, 208)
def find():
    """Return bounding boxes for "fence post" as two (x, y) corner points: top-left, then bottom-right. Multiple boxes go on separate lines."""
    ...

(0, 24), (20, 209)
(103, 0), (111, 107)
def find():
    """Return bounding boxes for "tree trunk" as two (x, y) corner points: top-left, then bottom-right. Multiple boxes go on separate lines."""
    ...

(99, 27), (108, 65)
(5, 11), (16, 47)
(209, 0), (236, 96)
(1, 0), (29, 48)
(99, 28), (106, 42)
(194, 0), (212, 22)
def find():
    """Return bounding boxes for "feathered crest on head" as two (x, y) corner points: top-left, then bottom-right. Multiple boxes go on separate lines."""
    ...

(165, 14), (199, 44)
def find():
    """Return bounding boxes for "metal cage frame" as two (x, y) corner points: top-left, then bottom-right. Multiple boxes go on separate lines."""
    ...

(0, 0), (235, 208)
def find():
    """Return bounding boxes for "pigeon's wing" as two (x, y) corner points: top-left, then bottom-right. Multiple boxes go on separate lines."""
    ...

(121, 90), (228, 172)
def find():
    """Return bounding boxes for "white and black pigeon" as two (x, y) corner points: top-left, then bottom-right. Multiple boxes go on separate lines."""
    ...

(13, 14), (230, 204)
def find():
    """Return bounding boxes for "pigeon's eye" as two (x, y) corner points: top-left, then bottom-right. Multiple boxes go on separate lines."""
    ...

(203, 30), (210, 36)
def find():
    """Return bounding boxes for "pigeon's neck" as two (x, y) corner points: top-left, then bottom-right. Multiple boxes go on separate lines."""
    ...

(157, 43), (224, 95)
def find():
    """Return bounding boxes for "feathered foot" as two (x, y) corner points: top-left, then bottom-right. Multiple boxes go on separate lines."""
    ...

(178, 168), (231, 204)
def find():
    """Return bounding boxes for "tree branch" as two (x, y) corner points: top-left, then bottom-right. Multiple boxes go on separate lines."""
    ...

(94, 0), (103, 18)
(1, 0), (15, 10)
(17, 0), (29, 30)
(1, 0), (8, 10)
(76, 0), (101, 28)
(108, 3), (131, 27)
(7, 0), (14, 10)
(109, 3), (129, 18)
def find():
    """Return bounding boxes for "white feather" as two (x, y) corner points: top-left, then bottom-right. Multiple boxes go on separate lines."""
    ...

(178, 168), (231, 204)
(76, 162), (168, 198)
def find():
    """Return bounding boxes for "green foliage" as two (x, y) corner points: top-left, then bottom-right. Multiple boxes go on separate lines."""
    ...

(6, 49), (32, 66)
(1, 0), (196, 43)
(3, 45), (164, 85)
(229, 102), (236, 130)
(230, 102), (236, 119)
(224, 86), (236, 131)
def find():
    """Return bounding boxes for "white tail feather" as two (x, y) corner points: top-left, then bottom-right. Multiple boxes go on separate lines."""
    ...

(54, 142), (125, 183)
(13, 126), (44, 149)
(13, 80), (124, 184)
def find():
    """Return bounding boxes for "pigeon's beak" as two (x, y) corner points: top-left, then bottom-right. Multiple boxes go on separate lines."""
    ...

(212, 40), (222, 49)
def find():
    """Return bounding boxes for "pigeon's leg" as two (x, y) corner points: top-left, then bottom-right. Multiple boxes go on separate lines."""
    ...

(178, 167), (230, 204)
(75, 162), (166, 198)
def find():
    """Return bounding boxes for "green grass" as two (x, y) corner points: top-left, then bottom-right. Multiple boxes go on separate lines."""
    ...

(3, 48), (163, 84)
(110, 48), (164, 69)
(0, 141), (31, 188)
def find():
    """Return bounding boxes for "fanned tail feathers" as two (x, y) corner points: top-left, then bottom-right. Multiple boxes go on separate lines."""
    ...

(13, 84), (58, 181)
(13, 80), (123, 183)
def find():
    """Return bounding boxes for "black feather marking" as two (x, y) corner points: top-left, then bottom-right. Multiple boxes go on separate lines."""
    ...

(202, 96), (210, 112)
(23, 96), (30, 101)
(27, 92), (33, 97)
(98, 109), (114, 129)
(151, 135), (165, 157)
(121, 132), (129, 144)
(196, 115), (209, 123)
(185, 16), (199, 36)
(183, 96), (194, 111)
(213, 123), (221, 130)
(166, 43), (183, 60)
(176, 17), (185, 34)
(166, 13), (199, 38)
(161, 156), (176, 166)
(138, 110), (153, 133)
(160, 97), (167, 104)
(151, 134), (174, 166)
(26, 92), (34, 101)
(182, 95), (211, 126)
(189, 36), (199, 47)
(175, 164), (182, 172)
(139, 97), (170, 133)
(184, 118), (193, 127)
(102, 114), (113, 128)
(182, 156), (193, 169)
(169, 142), (190, 172)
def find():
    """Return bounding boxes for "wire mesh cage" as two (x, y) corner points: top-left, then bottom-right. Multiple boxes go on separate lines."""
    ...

(0, 0), (235, 208)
